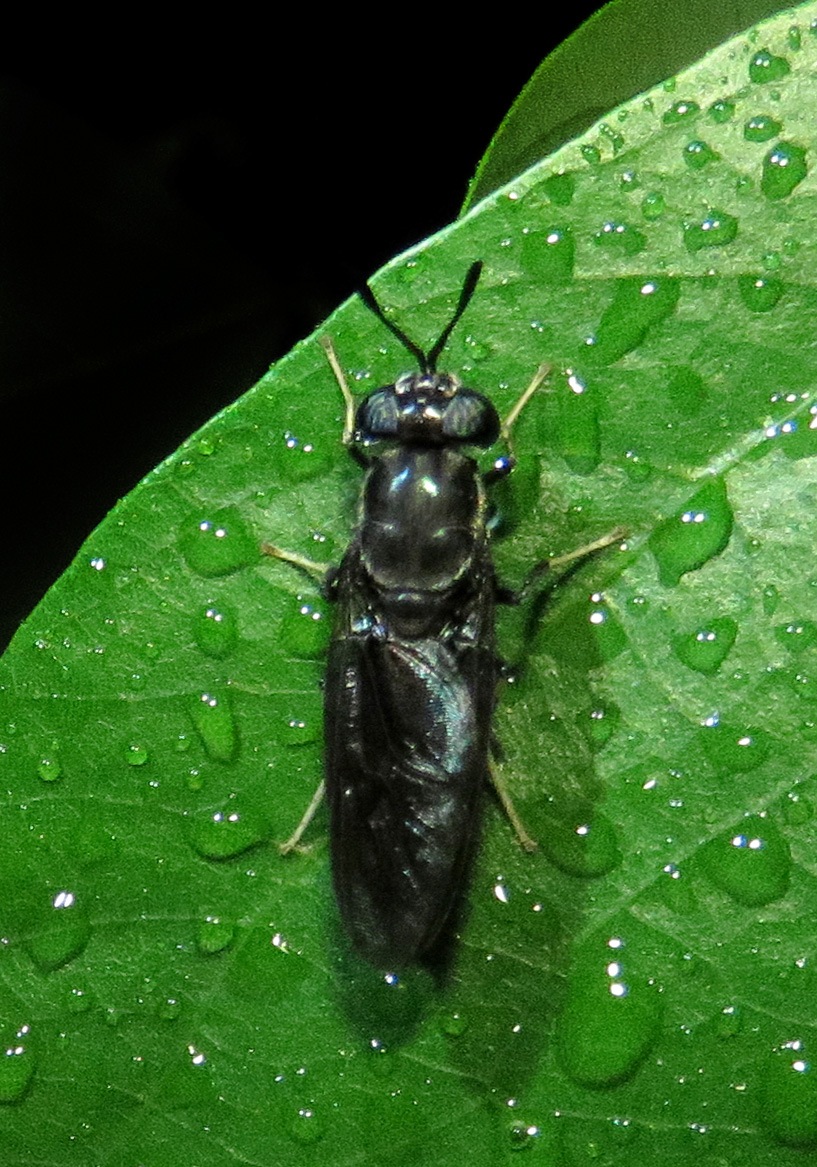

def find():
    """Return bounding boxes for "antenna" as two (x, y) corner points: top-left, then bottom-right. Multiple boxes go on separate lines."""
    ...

(358, 261), (483, 373)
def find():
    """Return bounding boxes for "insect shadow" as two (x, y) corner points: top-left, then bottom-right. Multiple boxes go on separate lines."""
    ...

(263, 262), (624, 976)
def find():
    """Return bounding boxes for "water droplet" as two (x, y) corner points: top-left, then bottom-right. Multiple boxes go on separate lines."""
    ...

(683, 140), (720, 169)
(66, 986), (92, 1015)
(542, 172), (575, 206)
(683, 209), (738, 253)
(280, 430), (328, 483)
(599, 123), (625, 153)
(179, 508), (256, 577)
(738, 274), (784, 312)
(197, 914), (235, 954)
(279, 595), (330, 657)
(593, 221), (646, 255)
(708, 98), (735, 123)
(125, 743), (149, 767)
(290, 1106), (323, 1144)
(587, 596), (627, 661)
(762, 142), (808, 200)
(540, 808), (621, 878)
(25, 890), (90, 972)
(760, 1039), (817, 1147)
(193, 603), (238, 659)
(556, 369), (599, 474)
(672, 616), (738, 675)
(716, 1003), (743, 1038)
(701, 814), (789, 906)
(744, 114), (783, 142)
(776, 620), (817, 653)
(586, 277), (680, 365)
(618, 169), (639, 192)
(157, 996), (183, 1021)
(581, 144), (601, 165)
(663, 100), (700, 124)
(763, 584), (780, 615)
(507, 1119), (542, 1150)
(788, 25), (802, 51)
(189, 804), (268, 859)
(0, 1026), (35, 1102)
(37, 755), (62, 782)
(623, 449), (652, 483)
(557, 934), (662, 1087)
(521, 226), (574, 284)
(640, 191), (665, 220)
(783, 790), (813, 826)
(584, 703), (620, 748)
(649, 477), (733, 586)
(698, 721), (771, 776)
(749, 49), (791, 84)
(439, 1011), (468, 1037)
(189, 689), (238, 762)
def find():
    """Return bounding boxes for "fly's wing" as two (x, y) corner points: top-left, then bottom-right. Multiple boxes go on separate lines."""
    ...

(324, 557), (496, 967)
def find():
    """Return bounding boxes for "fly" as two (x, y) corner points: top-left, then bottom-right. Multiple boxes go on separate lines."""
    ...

(263, 262), (623, 968)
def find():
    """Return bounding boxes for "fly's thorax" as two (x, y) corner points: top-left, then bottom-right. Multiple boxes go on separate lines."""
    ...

(355, 372), (500, 447)
(359, 447), (487, 597)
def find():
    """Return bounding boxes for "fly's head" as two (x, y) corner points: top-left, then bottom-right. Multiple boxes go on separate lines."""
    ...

(355, 372), (500, 447)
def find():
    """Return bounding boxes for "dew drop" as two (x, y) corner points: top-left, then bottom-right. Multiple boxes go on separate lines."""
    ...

(193, 603), (238, 659)
(290, 1106), (323, 1144)
(37, 755), (62, 783)
(542, 172), (575, 206)
(640, 191), (665, 220)
(599, 123), (624, 153)
(738, 274), (784, 312)
(701, 814), (789, 907)
(775, 620), (817, 653)
(179, 508), (256, 577)
(623, 449), (652, 483)
(279, 595), (330, 657)
(125, 743), (149, 767)
(189, 804), (268, 859)
(540, 809), (621, 878)
(749, 49), (791, 84)
(698, 721), (771, 776)
(762, 142), (808, 200)
(649, 477), (733, 586)
(521, 226), (574, 284)
(157, 996), (183, 1021)
(189, 689), (238, 763)
(556, 369), (600, 474)
(197, 914), (236, 954)
(586, 277), (680, 365)
(439, 1011), (468, 1037)
(581, 144), (601, 165)
(25, 890), (90, 972)
(744, 114), (783, 143)
(760, 1038), (817, 1147)
(557, 934), (662, 1087)
(783, 790), (813, 826)
(683, 140), (720, 169)
(788, 25), (802, 51)
(587, 596), (627, 661)
(66, 986), (92, 1015)
(683, 209), (738, 253)
(672, 616), (738, 675)
(0, 1027), (35, 1102)
(507, 1119), (541, 1150)
(663, 100), (700, 124)
(593, 221), (646, 255)
(763, 584), (780, 615)
(708, 98), (736, 124)
(715, 1003), (743, 1039)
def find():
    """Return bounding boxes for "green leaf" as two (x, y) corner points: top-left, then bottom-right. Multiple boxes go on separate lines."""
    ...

(3, 4), (817, 1162)
(464, 0), (792, 210)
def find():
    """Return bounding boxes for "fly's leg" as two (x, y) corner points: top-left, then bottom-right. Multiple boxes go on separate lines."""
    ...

(279, 780), (326, 854)
(483, 362), (552, 486)
(260, 542), (329, 580)
(490, 764), (538, 853)
(320, 336), (370, 469)
(514, 526), (628, 604)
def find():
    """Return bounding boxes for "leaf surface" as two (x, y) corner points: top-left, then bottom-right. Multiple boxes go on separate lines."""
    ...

(2, 5), (817, 1163)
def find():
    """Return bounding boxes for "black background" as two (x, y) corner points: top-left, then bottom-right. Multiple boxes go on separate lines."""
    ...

(2, 11), (600, 649)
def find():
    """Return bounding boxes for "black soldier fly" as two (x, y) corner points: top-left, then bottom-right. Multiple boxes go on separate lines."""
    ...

(263, 262), (623, 968)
